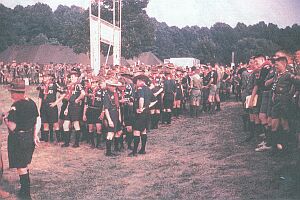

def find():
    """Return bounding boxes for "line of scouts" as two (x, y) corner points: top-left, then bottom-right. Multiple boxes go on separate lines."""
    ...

(240, 51), (300, 154)
(36, 64), (226, 158)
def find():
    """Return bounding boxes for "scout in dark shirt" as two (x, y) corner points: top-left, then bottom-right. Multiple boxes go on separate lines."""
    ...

(270, 57), (300, 152)
(129, 74), (156, 157)
(162, 70), (176, 124)
(62, 69), (86, 148)
(83, 77), (105, 149)
(4, 79), (41, 199)
(174, 69), (184, 117)
(150, 71), (163, 129)
(37, 72), (65, 143)
(207, 67), (218, 113)
(118, 75), (135, 150)
(103, 79), (122, 157)
(202, 67), (211, 112)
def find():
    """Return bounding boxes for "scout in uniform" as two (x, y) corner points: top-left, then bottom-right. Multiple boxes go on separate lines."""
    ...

(173, 68), (184, 117)
(62, 69), (86, 148)
(270, 57), (300, 153)
(129, 75), (156, 156)
(162, 69), (176, 124)
(37, 72), (65, 143)
(83, 77), (105, 149)
(149, 67), (163, 129)
(4, 79), (41, 199)
(103, 79), (122, 156)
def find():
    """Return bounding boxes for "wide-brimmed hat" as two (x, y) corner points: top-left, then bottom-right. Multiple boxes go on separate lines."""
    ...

(89, 76), (98, 83)
(8, 79), (25, 92)
(106, 79), (122, 87)
(165, 63), (175, 69)
(69, 67), (81, 77)
(133, 74), (150, 84)
(120, 72), (133, 79)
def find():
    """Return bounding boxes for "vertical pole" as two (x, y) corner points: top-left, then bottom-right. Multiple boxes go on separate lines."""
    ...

(98, 0), (101, 73)
(113, 0), (121, 66)
(105, 44), (112, 65)
(232, 51), (235, 66)
(119, 0), (122, 63)
(89, 0), (93, 71)
(112, 0), (116, 66)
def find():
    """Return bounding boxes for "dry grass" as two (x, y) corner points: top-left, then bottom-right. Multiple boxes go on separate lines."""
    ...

(0, 86), (299, 200)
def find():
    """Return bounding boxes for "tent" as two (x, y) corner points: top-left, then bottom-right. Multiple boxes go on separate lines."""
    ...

(0, 45), (157, 66)
(0, 44), (90, 65)
(126, 52), (162, 66)
(0, 44), (129, 66)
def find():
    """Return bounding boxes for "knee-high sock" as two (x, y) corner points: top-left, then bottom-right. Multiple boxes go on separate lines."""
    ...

(133, 136), (140, 154)
(55, 130), (62, 142)
(106, 140), (112, 155)
(19, 172), (30, 197)
(140, 134), (147, 152)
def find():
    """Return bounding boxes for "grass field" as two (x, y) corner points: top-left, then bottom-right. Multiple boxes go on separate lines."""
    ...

(0, 85), (299, 200)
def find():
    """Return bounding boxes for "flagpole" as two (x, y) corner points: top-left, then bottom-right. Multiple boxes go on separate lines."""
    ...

(98, 0), (101, 73)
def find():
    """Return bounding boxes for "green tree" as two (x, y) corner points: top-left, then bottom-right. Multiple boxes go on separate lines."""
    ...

(0, 4), (14, 51)
(235, 37), (281, 63)
(30, 33), (49, 45)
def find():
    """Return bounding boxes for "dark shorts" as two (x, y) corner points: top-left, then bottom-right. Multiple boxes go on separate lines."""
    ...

(59, 100), (68, 120)
(259, 91), (272, 115)
(40, 103), (58, 124)
(249, 95), (262, 115)
(220, 81), (226, 90)
(65, 102), (82, 122)
(107, 110), (122, 133)
(86, 107), (102, 124)
(123, 105), (134, 126)
(175, 92), (183, 101)
(133, 112), (149, 132)
(8, 131), (35, 169)
(271, 97), (296, 119)
(202, 88), (209, 104)
(152, 95), (162, 110)
(163, 94), (174, 109)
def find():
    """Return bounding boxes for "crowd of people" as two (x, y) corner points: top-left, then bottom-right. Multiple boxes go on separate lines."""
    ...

(2, 50), (300, 158)
(0, 60), (236, 158)
(239, 50), (300, 155)
(1, 49), (300, 199)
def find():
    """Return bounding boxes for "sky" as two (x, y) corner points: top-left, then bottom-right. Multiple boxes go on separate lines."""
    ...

(1, 0), (300, 28)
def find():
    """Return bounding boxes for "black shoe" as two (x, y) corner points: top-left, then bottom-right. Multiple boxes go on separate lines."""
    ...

(119, 145), (125, 152)
(128, 152), (137, 157)
(106, 152), (118, 157)
(61, 143), (69, 148)
(72, 143), (79, 148)
(128, 145), (133, 150)
(138, 149), (146, 154)
(96, 144), (104, 150)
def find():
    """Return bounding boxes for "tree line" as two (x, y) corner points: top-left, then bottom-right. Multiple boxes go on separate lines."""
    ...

(0, 0), (299, 65)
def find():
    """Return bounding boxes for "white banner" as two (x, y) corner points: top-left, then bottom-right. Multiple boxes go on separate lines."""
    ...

(89, 0), (121, 68)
